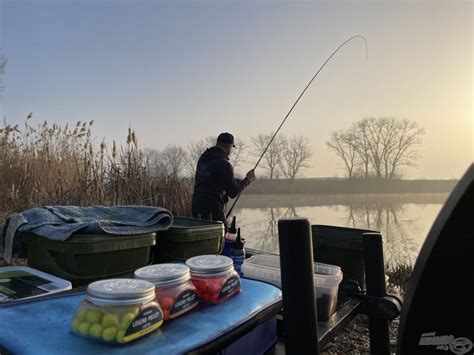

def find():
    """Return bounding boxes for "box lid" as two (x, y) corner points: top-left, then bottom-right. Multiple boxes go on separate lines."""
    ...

(158, 217), (224, 242)
(242, 254), (343, 289)
(25, 232), (156, 254)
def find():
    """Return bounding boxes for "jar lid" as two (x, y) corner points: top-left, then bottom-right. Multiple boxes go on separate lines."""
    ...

(134, 264), (191, 287)
(86, 279), (156, 306)
(186, 255), (234, 276)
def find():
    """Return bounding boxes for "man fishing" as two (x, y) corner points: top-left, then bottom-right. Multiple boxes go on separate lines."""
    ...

(192, 132), (256, 231)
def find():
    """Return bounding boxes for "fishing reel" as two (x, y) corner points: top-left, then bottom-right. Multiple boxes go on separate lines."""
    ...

(339, 279), (403, 321)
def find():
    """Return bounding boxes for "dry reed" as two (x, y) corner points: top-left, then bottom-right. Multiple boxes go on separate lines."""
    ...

(0, 117), (193, 224)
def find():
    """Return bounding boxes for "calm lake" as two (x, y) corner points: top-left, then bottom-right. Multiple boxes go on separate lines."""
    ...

(233, 193), (449, 268)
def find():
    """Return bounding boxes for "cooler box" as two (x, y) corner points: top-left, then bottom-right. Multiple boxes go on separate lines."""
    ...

(312, 224), (378, 288)
(241, 254), (342, 321)
(26, 232), (156, 287)
(154, 217), (224, 262)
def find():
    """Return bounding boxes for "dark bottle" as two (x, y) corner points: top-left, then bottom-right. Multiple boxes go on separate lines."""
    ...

(230, 228), (245, 276)
(222, 216), (237, 256)
(226, 216), (237, 240)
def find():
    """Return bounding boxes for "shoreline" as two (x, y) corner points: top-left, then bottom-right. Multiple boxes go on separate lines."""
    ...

(236, 192), (449, 209)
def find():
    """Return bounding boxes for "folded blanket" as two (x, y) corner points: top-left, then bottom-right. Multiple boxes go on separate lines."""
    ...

(2, 205), (173, 263)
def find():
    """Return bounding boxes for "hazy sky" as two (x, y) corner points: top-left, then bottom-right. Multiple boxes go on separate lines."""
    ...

(1, 0), (472, 179)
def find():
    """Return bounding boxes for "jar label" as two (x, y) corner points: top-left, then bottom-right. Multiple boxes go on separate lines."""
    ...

(124, 306), (163, 342)
(219, 276), (240, 299)
(169, 289), (198, 317)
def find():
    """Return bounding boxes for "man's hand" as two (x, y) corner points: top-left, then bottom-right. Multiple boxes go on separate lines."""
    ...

(245, 169), (256, 183)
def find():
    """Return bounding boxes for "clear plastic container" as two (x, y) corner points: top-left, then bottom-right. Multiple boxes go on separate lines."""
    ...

(70, 279), (163, 344)
(241, 254), (343, 321)
(134, 264), (198, 320)
(186, 255), (241, 304)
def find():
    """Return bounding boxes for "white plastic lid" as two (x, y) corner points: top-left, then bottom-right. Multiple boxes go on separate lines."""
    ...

(86, 279), (156, 306)
(186, 255), (234, 277)
(134, 264), (191, 287)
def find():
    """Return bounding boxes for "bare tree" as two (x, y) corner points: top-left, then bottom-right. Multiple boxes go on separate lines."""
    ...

(326, 130), (358, 179)
(161, 144), (188, 177)
(384, 119), (424, 178)
(229, 137), (247, 174)
(379, 117), (400, 178)
(364, 117), (386, 179)
(363, 117), (424, 179)
(329, 117), (424, 179)
(251, 133), (285, 180)
(143, 148), (167, 178)
(279, 135), (312, 179)
(352, 120), (371, 178)
(144, 145), (188, 178)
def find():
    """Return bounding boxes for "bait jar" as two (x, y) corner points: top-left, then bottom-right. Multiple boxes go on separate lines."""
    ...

(134, 263), (198, 320)
(186, 255), (241, 304)
(70, 278), (163, 344)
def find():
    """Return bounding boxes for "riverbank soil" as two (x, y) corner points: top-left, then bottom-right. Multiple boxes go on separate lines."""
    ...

(322, 314), (399, 354)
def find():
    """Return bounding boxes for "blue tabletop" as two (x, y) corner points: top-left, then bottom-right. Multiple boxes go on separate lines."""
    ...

(0, 278), (282, 355)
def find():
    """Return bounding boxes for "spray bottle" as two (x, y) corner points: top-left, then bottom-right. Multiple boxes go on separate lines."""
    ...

(230, 228), (245, 276)
(222, 216), (237, 257)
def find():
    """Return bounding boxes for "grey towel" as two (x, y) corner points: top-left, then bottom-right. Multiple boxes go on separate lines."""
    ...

(2, 205), (173, 263)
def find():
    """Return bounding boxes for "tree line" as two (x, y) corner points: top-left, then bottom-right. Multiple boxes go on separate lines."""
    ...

(326, 117), (424, 179)
(143, 133), (313, 180)
(144, 116), (423, 181)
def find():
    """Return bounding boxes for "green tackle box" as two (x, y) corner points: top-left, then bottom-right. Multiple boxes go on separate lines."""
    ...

(312, 224), (378, 288)
(154, 217), (224, 262)
(26, 232), (156, 287)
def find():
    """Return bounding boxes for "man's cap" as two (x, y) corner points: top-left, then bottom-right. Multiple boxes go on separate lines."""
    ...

(217, 132), (236, 147)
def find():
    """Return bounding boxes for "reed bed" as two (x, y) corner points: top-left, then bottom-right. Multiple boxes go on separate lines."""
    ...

(0, 118), (193, 224)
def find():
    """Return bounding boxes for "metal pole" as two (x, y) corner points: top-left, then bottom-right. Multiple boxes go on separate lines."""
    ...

(363, 232), (390, 355)
(278, 218), (319, 355)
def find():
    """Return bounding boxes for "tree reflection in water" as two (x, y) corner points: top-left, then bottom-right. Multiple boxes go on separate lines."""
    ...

(236, 207), (298, 254)
(234, 201), (433, 297)
(236, 202), (418, 266)
(345, 202), (418, 269)
(345, 202), (418, 297)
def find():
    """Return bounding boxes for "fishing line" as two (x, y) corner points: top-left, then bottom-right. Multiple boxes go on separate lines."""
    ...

(226, 34), (368, 220)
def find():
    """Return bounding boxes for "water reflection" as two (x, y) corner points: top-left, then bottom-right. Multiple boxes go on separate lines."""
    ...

(234, 194), (447, 269)
(344, 202), (417, 268)
(244, 207), (298, 253)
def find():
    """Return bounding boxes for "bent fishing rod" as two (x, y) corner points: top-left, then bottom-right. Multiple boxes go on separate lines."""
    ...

(225, 34), (368, 221)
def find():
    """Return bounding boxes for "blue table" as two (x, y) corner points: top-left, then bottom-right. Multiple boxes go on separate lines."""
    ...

(0, 278), (282, 355)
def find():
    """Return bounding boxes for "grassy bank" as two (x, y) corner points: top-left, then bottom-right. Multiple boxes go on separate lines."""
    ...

(237, 192), (449, 208)
(246, 178), (457, 195)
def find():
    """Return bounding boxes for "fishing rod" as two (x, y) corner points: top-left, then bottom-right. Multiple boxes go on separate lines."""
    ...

(225, 34), (368, 220)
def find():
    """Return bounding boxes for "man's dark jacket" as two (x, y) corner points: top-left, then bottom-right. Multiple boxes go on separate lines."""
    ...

(192, 146), (249, 221)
